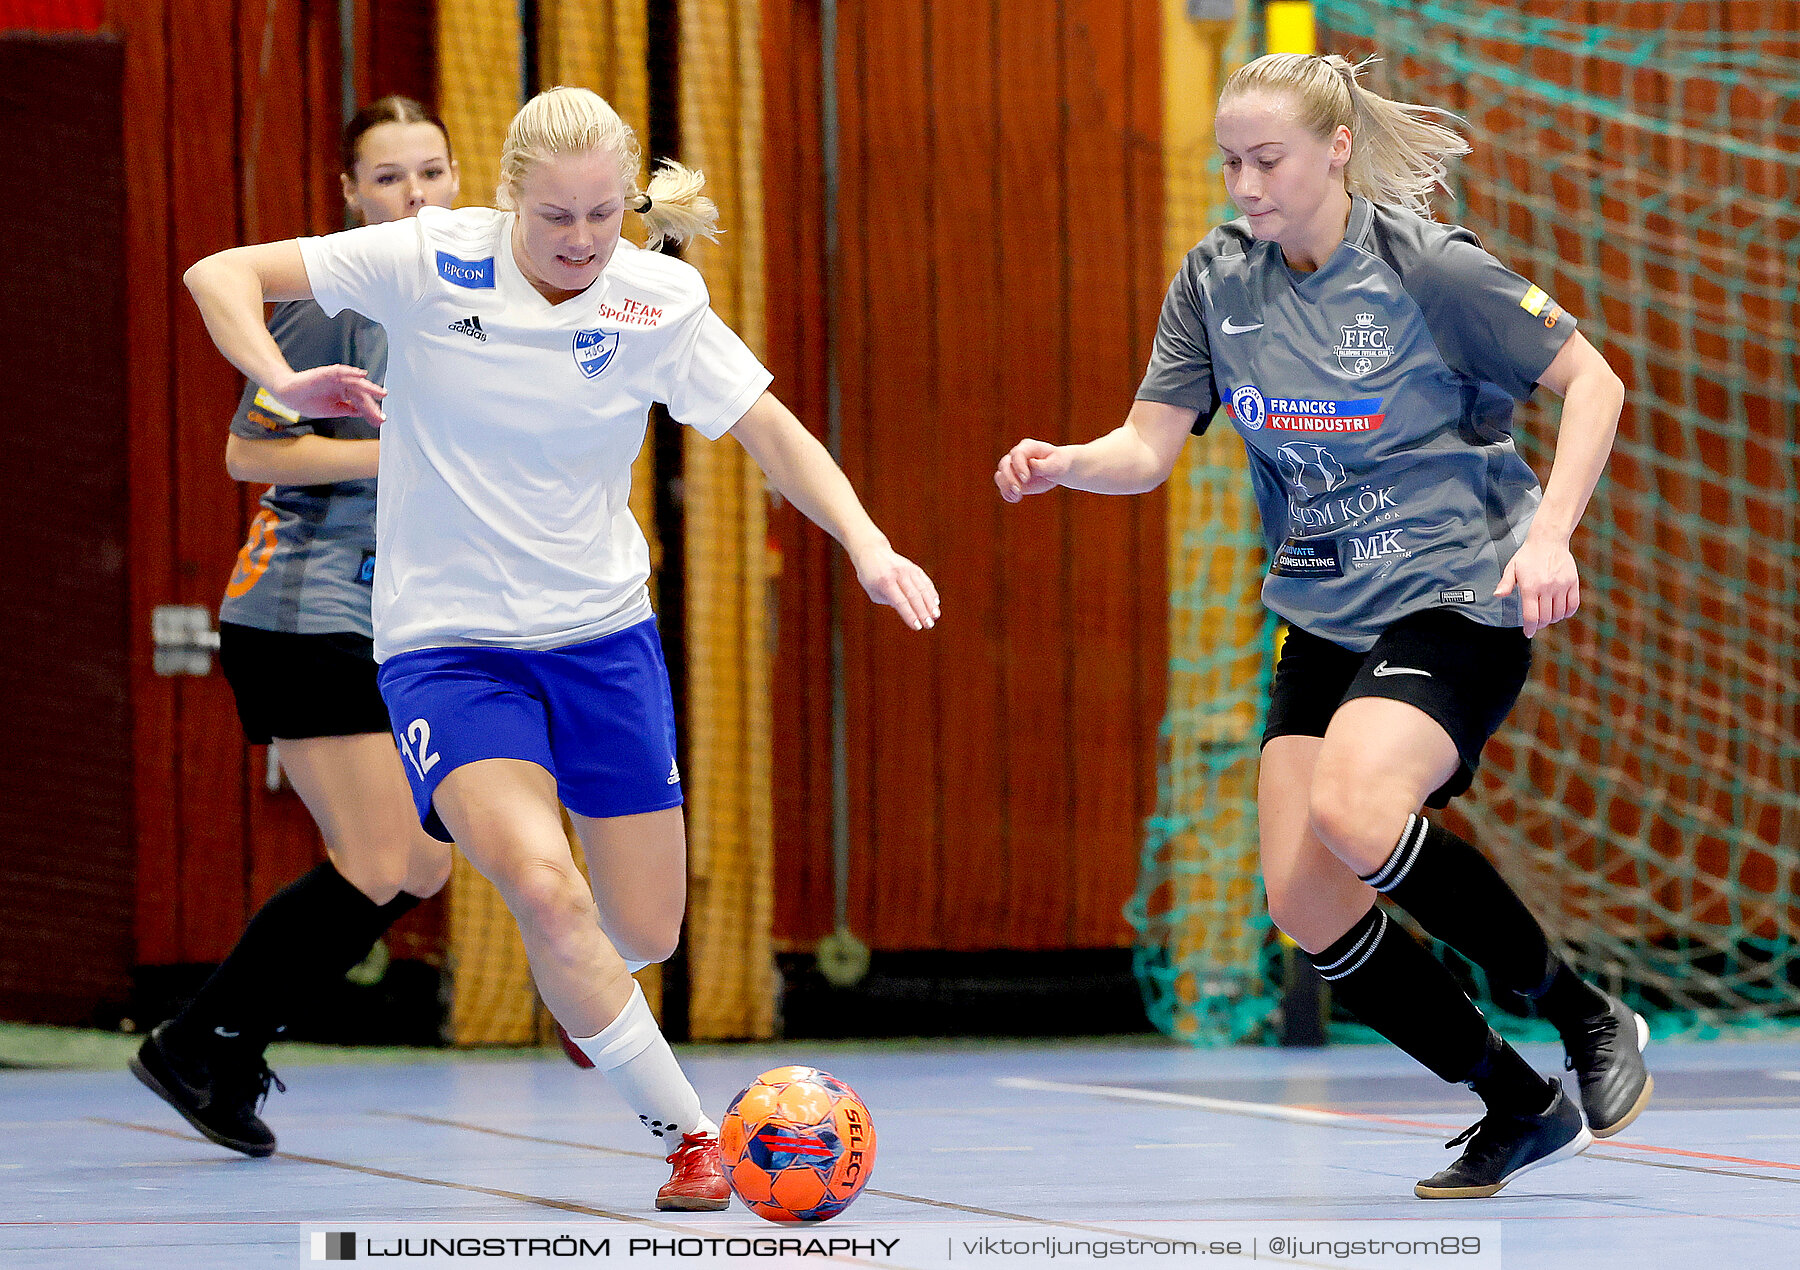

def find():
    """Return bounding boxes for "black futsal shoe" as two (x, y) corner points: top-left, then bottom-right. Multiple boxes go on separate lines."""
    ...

(1557, 992), (1653, 1138)
(129, 1022), (285, 1158)
(1414, 1084), (1591, 1199)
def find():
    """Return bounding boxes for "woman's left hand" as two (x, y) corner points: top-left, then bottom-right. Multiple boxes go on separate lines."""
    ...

(1495, 535), (1580, 638)
(852, 543), (940, 631)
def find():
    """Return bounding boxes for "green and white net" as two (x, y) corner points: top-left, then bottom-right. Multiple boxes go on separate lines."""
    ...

(1130, 0), (1800, 1043)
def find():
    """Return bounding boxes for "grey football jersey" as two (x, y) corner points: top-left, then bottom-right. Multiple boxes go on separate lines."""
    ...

(1137, 195), (1576, 651)
(217, 300), (385, 637)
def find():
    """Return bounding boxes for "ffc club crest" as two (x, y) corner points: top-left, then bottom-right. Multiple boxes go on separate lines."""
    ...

(573, 329), (621, 379)
(1335, 312), (1393, 376)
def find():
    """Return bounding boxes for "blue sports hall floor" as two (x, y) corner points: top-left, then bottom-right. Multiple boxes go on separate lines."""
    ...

(3, 1031), (1797, 1268)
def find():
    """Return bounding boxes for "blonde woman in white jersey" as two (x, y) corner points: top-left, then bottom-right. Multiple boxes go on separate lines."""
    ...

(183, 86), (939, 1211)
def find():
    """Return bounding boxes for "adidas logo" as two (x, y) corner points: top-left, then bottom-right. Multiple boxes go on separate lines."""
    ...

(448, 314), (487, 342)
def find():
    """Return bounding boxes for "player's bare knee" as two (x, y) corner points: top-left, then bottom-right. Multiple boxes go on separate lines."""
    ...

(406, 837), (453, 899)
(1264, 881), (1330, 955)
(607, 921), (679, 967)
(503, 858), (592, 941)
(1263, 884), (1306, 948)
(328, 848), (408, 906)
(1307, 774), (1398, 875)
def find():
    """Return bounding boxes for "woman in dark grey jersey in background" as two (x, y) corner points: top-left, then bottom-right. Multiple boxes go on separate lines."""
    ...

(131, 97), (458, 1159)
(998, 53), (1649, 1199)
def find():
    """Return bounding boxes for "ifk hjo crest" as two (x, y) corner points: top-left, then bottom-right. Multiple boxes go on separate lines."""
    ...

(573, 329), (621, 379)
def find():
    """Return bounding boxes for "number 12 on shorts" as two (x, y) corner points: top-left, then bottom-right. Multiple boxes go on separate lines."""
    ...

(399, 717), (442, 781)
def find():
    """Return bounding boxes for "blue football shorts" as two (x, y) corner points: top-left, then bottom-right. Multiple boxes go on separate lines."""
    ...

(376, 617), (683, 843)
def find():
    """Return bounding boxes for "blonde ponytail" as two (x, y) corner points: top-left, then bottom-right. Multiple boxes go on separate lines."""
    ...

(1222, 53), (1470, 218)
(637, 159), (719, 252)
(498, 86), (721, 250)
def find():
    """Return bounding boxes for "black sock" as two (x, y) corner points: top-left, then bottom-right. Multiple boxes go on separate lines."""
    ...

(1361, 814), (1607, 1026)
(168, 862), (423, 1053)
(1309, 907), (1552, 1116)
(1309, 907), (1470, 1077)
(1464, 1028), (1559, 1118)
(1536, 963), (1612, 1031)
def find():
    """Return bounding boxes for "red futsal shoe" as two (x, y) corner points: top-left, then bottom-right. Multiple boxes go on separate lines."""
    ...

(552, 1021), (595, 1069)
(656, 1131), (731, 1212)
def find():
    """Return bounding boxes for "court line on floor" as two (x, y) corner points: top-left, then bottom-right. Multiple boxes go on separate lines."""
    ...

(1132, 1142), (1236, 1149)
(997, 1077), (1448, 1136)
(89, 1117), (889, 1266)
(926, 1146), (1034, 1153)
(92, 1118), (637, 1218)
(374, 1110), (1346, 1267)
(998, 1078), (1800, 1186)
(373, 1111), (665, 1161)
(378, 1111), (1132, 1227)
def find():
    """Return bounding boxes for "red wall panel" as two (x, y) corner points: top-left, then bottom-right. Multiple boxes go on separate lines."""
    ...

(763, 0), (838, 943)
(169, 0), (253, 961)
(766, 2), (1167, 954)
(113, 0), (445, 970)
(114, 0), (180, 965)
(0, 31), (133, 1025)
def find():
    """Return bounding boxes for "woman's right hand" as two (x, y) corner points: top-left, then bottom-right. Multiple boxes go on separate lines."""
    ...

(995, 438), (1073, 503)
(268, 364), (388, 425)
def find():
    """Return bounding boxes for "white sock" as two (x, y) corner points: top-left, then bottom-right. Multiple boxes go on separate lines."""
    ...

(567, 981), (716, 1146)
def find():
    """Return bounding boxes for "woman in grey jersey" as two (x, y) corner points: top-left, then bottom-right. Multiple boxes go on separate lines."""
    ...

(131, 97), (458, 1159)
(998, 53), (1649, 1200)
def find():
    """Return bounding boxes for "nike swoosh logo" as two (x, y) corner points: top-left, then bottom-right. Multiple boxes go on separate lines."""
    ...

(1371, 661), (1432, 678)
(213, 1027), (240, 1038)
(1221, 317), (1264, 334)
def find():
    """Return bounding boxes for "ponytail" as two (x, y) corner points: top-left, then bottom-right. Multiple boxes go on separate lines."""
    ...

(636, 159), (719, 252)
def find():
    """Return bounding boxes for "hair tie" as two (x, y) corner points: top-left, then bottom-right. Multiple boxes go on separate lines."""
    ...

(637, 194), (653, 214)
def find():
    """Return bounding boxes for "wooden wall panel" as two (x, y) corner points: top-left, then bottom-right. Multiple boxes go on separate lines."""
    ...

(1064, 0), (1166, 946)
(303, 0), (340, 232)
(0, 32), (133, 1025)
(762, 0), (835, 951)
(992, 0), (1075, 951)
(847, 1), (941, 947)
(766, 1), (1166, 954)
(1125, 0), (1168, 949)
(240, 0), (305, 245)
(826, 2), (872, 947)
(114, 0), (180, 968)
(925, 1), (1008, 943)
(362, 0), (437, 107)
(170, 0), (252, 962)
(113, 0), (393, 968)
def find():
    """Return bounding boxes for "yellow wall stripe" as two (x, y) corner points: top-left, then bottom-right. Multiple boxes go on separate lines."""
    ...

(1265, 1), (1317, 56)
(1150, 1), (1271, 1042)
(437, 0), (535, 1047)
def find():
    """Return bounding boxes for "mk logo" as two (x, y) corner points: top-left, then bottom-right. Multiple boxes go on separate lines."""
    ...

(1351, 529), (1406, 562)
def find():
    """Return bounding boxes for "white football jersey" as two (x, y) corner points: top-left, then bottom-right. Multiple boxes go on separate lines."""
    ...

(299, 206), (772, 661)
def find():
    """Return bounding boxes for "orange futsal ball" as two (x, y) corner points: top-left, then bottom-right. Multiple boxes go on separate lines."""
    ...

(719, 1066), (877, 1222)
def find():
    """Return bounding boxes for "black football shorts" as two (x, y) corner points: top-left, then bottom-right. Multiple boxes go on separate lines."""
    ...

(1262, 607), (1532, 807)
